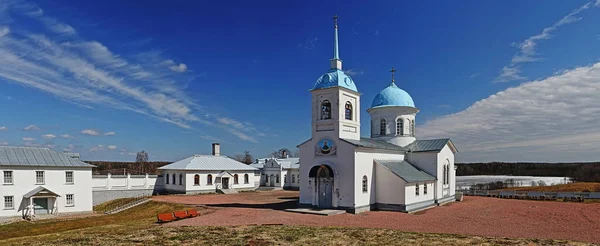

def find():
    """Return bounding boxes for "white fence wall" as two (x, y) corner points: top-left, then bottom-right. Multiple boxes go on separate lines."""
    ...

(91, 174), (164, 205)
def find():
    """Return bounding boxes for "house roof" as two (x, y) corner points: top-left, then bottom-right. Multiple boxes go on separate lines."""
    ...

(251, 157), (300, 169)
(406, 139), (458, 153)
(375, 159), (436, 183)
(158, 155), (257, 171)
(0, 146), (95, 168)
(23, 186), (61, 198)
(340, 138), (406, 151)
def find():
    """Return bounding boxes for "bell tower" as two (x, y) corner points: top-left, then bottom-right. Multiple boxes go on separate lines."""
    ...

(310, 15), (361, 141)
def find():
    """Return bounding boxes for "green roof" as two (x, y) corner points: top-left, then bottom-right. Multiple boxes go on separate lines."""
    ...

(376, 159), (436, 183)
(406, 139), (457, 153)
(340, 138), (406, 151)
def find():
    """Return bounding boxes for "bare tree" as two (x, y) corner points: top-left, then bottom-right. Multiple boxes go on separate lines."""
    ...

(269, 148), (292, 158)
(233, 151), (253, 165)
(136, 150), (149, 173)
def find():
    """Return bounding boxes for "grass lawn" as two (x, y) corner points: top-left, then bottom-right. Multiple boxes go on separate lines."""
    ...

(0, 201), (593, 246)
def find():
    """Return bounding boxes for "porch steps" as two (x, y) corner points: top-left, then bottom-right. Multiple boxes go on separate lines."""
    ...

(217, 188), (238, 194)
(105, 198), (151, 214)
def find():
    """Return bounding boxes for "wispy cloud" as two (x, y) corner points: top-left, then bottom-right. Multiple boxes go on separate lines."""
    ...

(468, 73), (479, 79)
(107, 145), (117, 150)
(89, 145), (105, 152)
(81, 129), (100, 136)
(42, 134), (56, 139)
(298, 37), (318, 50)
(23, 125), (40, 131)
(420, 62), (600, 162)
(22, 137), (35, 141)
(0, 141), (8, 146)
(0, 26), (9, 37)
(0, 2), (265, 142)
(60, 134), (73, 138)
(0, 126), (6, 131)
(104, 131), (115, 136)
(344, 69), (364, 76)
(495, 1), (599, 82)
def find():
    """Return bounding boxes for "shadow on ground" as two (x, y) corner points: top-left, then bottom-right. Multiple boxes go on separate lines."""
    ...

(205, 198), (299, 211)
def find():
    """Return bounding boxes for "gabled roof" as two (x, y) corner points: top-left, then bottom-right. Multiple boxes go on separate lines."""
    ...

(252, 157), (300, 169)
(375, 159), (436, 183)
(23, 186), (61, 198)
(0, 146), (95, 168)
(340, 138), (406, 151)
(158, 155), (257, 171)
(406, 139), (458, 153)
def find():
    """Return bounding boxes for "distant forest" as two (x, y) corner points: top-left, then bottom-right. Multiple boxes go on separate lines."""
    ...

(88, 160), (600, 182)
(456, 162), (600, 182)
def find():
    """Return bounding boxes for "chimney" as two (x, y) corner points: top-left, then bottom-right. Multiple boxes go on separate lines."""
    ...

(281, 150), (287, 159)
(212, 143), (220, 156)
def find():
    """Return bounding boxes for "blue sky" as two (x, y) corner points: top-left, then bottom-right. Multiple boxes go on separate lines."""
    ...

(1, 0), (600, 162)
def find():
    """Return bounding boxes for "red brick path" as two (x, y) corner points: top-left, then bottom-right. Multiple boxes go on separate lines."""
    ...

(152, 190), (600, 244)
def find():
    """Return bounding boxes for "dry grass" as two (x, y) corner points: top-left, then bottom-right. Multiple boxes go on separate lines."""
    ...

(93, 197), (140, 212)
(0, 201), (594, 245)
(505, 182), (600, 192)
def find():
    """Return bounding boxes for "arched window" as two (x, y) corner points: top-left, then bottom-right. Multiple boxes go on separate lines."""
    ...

(411, 119), (415, 136)
(380, 119), (387, 136)
(396, 118), (403, 136)
(172, 174), (176, 185)
(179, 174), (183, 185)
(207, 174), (213, 185)
(234, 174), (239, 184)
(194, 174), (200, 185)
(244, 174), (249, 184)
(416, 184), (420, 196)
(165, 173), (169, 184)
(321, 100), (331, 120)
(265, 175), (268, 183)
(344, 102), (353, 120)
(291, 175), (296, 183)
(424, 184), (428, 195)
(443, 166), (447, 185)
(276, 174), (280, 183)
(362, 176), (368, 193)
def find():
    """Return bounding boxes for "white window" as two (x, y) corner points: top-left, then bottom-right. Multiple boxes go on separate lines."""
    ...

(3, 171), (13, 184)
(415, 184), (420, 196)
(66, 194), (74, 206)
(396, 118), (403, 136)
(362, 176), (368, 193)
(65, 171), (74, 184)
(35, 171), (44, 184)
(291, 175), (295, 183)
(380, 119), (387, 136)
(424, 184), (428, 195)
(411, 119), (415, 136)
(4, 196), (14, 209)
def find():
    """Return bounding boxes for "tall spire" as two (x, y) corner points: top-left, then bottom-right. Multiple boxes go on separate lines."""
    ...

(330, 15), (343, 70)
(390, 67), (397, 85)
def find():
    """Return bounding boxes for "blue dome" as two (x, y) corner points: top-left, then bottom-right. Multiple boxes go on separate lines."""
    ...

(313, 69), (358, 92)
(371, 82), (415, 108)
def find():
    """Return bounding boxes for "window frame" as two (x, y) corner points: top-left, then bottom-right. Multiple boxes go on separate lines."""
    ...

(320, 100), (332, 120)
(276, 174), (280, 183)
(244, 174), (249, 184)
(396, 118), (403, 136)
(291, 175), (296, 183)
(3, 171), (13, 185)
(234, 174), (239, 184)
(207, 174), (213, 185)
(194, 174), (200, 186)
(362, 175), (368, 193)
(65, 194), (74, 207)
(179, 174), (183, 185)
(379, 119), (387, 136)
(344, 101), (353, 120)
(165, 173), (169, 184)
(424, 183), (428, 195)
(172, 174), (176, 185)
(415, 184), (420, 196)
(35, 171), (45, 185)
(65, 171), (74, 184)
(4, 196), (14, 210)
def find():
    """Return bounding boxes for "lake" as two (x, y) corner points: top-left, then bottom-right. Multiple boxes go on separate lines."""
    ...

(456, 175), (571, 190)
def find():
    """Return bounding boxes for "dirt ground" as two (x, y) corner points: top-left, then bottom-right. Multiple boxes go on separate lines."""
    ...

(153, 190), (600, 244)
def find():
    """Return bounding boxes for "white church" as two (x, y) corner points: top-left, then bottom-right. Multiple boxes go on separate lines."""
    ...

(298, 16), (458, 213)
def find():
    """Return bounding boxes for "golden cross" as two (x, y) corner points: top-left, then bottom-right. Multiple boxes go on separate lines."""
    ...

(390, 67), (396, 83)
(333, 15), (338, 28)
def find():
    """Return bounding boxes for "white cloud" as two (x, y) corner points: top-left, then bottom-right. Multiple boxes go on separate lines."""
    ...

(104, 131), (115, 136)
(89, 145), (105, 152)
(63, 144), (77, 152)
(0, 26), (9, 37)
(128, 152), (136, 156)
(163, 60), (187, 72)
(344, 69), (363, 76)
(107, 145), (117, 150)
(60, 134), (73, 138)
(495, 2), (599, 82)
(42, 134), (56, 139)
(420, 62), (600, 162)
(24, 125), (40, 131)
(0, 126), (7, 131)
(22, 137), (35, 141)
(0, 141), (8, 146)
(81, 129), (100, 136)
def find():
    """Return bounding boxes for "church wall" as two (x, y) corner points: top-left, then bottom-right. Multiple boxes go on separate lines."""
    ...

(354, 150), (405, 209)
(405, 152), (441, 199)
(374, 162), (406, 205)
(338, 89), (360, 140)
(404, 182), (435, 205)
(437, 145), (456, 197)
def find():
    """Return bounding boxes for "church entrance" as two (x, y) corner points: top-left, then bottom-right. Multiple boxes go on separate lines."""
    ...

(270, 174), (275, 187)
(311, 165), (334, 209)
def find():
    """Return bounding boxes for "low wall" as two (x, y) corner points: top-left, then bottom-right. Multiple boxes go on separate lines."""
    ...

(460, 189), (600, 199)
(92, 174), (165, 205)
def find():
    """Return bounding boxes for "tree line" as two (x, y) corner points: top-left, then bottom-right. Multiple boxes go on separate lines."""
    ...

(456, 162), (600, 182)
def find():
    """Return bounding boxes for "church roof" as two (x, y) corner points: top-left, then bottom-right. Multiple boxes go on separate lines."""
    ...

(0, 146), (94, 168)
(340, 138), (406, 151)
(406, 139), (458, 153)
(312, 69), (358, 92)
(370, 82), (415, 108)
(158, 155), (257, 171)
(375, 159), (436, 183)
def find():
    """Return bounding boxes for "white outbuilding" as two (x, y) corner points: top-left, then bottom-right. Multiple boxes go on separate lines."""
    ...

(0, 146), (95, 218)
(158, 143), (259, 194)
(252, 156), (300, 190)
(298, 17), (458, 214)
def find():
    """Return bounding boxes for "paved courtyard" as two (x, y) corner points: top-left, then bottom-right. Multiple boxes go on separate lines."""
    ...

(153, 190), (600, 244)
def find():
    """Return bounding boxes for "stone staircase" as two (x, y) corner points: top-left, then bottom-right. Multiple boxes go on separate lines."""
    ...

(105, 198), (151, 214)
(217, 188), (238, 194)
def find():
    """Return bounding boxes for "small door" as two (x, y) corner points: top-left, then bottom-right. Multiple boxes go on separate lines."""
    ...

(318, 178), (333, 208)
(222, 178), (229, 189)
(33, 198), (49, 215)
(270, 175), (275, 187)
